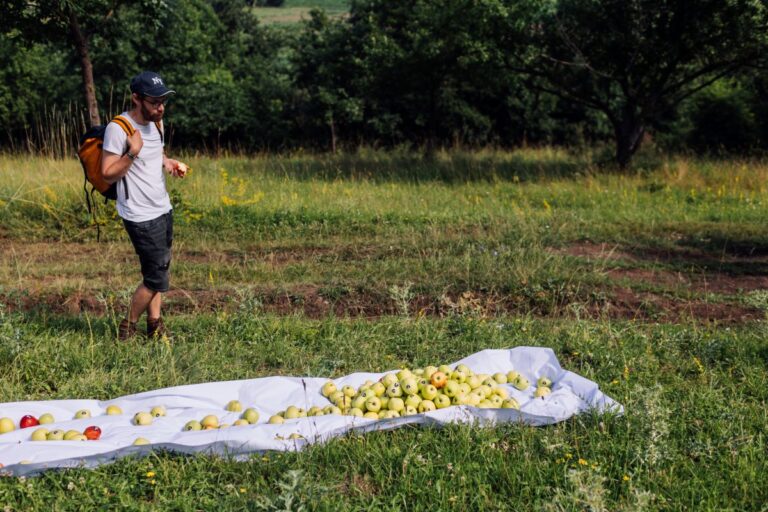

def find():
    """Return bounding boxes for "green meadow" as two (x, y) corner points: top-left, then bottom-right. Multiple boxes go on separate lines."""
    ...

(0, 149), (766, 510)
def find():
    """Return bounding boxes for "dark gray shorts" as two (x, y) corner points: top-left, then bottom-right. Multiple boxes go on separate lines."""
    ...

(122, 211), (173, 292)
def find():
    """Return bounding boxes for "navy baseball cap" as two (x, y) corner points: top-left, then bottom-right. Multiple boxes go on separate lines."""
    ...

(130, 71), (175, 97)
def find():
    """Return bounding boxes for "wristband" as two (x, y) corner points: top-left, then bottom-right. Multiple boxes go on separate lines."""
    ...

(126, 150), (137, 160)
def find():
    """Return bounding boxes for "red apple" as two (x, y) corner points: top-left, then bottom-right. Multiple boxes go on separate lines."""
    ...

(83, 426), (102, 440)
(19, 415), (39, 429)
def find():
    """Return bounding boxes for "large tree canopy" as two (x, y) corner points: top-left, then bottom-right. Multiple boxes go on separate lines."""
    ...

(508, 0), (768, 167)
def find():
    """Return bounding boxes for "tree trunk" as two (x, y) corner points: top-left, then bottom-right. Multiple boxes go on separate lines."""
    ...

(68, 8), (100, 127)
(329, 113), (337, 153)
(614, 117), (645, 169)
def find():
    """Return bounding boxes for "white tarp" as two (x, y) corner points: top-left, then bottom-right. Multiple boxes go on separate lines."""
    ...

(0, 347), (622, 476)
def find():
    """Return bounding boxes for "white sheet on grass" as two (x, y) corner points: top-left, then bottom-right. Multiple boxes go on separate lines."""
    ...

(0, 347), (622, 476)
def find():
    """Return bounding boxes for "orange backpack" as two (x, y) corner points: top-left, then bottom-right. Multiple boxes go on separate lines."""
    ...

(77, 115), (135, 201)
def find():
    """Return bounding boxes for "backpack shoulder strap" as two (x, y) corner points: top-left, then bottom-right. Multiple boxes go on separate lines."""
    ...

(111, 115), (135, 136)
(154, 120), (164, 145)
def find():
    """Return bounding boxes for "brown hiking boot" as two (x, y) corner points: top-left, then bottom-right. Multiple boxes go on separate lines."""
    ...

(147, 317), (171, 339)
(118, 319), (138, 341)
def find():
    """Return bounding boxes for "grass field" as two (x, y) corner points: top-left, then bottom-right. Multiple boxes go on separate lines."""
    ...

(252, 0), (348, 24)
(0, 149), (766, 510)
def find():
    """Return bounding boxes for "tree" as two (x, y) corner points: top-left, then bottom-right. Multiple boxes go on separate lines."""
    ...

(1, 0), (160, 127)
(508, 0), (768, 167)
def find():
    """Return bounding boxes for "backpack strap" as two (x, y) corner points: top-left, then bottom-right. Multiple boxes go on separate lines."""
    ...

(110, 115), (135, 201)
(154, 120), (164, 145)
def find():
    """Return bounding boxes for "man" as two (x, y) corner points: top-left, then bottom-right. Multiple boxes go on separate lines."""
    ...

(101, 71), (188, 340)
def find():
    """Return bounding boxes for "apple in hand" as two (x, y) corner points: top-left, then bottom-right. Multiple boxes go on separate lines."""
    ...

(19, 415), (39, 429)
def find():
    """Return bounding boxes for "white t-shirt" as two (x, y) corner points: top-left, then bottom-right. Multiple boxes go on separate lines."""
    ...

(103, 112), (172, 222)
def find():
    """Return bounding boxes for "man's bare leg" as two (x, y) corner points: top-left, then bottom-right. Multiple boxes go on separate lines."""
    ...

(147, 290), (162, 320)
(128, 284), (158, 323)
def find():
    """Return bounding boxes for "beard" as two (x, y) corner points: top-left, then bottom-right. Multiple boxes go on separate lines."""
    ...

(140, 103), (164, 123)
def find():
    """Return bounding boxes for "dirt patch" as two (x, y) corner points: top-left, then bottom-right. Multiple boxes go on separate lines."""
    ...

(2, 286), (763, 324)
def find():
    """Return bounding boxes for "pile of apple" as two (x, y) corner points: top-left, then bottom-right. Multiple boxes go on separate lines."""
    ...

(0, 412), (105, 442)
(266, 364), (553, 423)
(181, 401), (260, 431)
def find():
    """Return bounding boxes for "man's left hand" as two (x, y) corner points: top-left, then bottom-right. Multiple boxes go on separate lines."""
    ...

(165, 159), (189, 178)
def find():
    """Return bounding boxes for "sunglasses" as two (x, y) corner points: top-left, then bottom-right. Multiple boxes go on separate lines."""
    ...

(142, 96), (170, 108)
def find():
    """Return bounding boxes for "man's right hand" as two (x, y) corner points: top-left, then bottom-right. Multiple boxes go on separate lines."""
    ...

(128, 129), (143, 156)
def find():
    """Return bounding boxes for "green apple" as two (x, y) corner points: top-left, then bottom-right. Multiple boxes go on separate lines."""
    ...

(482, 377), (498, 388)
(72, 434), (88, 441)
(288, 433), (304, 440)
(348, 408), (364, 417)
(404, 405), (418, 416)
(201, 415), (219, 429)
(386, 383), (402, 398)
(150, 406), (166, 418)
(421, 384), (438, 400)
(357, 389), (375, 400)
(459, 383), (472, 395)
(412, 368), (425, 376)
(105, 405), (123, 416)
(225, 400), (243, 412)
(379, 396), (389, 410)
(363, 411), (379, 420)
(233, 419), (250, 427)
(478, 400), (494, 408)
(46, 429), (65, 441)
(506, 370), (520, 383)
(74, 409), (91, 420)
(133, 437), (150, 446)
(307, 406), (324, 416)
(326, 406), (342, 415)
(341, 385), (357, 397)
(365, 396), (382, 413)
(417, 378), (430, 391)
(334, 395), (353, 409)
(377, 410), (389, 419)
(388, 397), (405, 412)
(63, 429), (81, 440)
(537, 376), (553, 388)
(493, 387), (509, 399)
(423, 366), (438, 379)
(434, 394), (452, 409)
(438, 364), (452, 375)
(30, 428), (49, 441)
(490, 395), (504, 407)
(466, 375), (482, 390)
(284, 406), (303, 419)
(404, 394), (422, 409)
(133, 412), (153, 426)
(513, 376), (530, 391)
(329, 390), (345, 404)
(381, 373), (398, 387)
(456, 363), (471, 375)
(493, 372), (508, 384)
(370, 382), (386, 397)
(465, 393), (481, 406)
(478, 385), (494, 398)
(322, 405), (335, 415)
(534, 386), (552, 398)
(401, 378), (419, 396)
(443, 380), (461, 398)
(242, 408), (260, 424)
(219, 423), (231, 429)
(184, 420), (202, 431)
(451, 393), (467, 406)
(450, 370), (467, 384)
(268, 415), (285, 424)
(501, 398), (520, 410)
(0, 417), (15, 434)
(351, 396), (367, 410)
(38, 413), (55, 425)
(321, 381), (337, 398)
(418, 400), (436, 413)
(396, 369), (414, 381)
